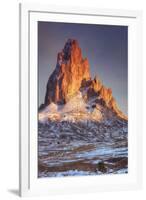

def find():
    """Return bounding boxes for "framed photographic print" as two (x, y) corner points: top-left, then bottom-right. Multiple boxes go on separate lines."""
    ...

(19, 3), (142, 197)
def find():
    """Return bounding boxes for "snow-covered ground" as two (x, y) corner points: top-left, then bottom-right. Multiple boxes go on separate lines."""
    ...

(38, 119), (128, 178)
(38, 91), (104, 123)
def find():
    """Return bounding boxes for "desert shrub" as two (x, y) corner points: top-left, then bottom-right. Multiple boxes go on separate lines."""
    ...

(97, 162), (107, 173)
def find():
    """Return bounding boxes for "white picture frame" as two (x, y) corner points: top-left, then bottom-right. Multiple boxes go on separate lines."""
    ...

(19, 3), (143, 197)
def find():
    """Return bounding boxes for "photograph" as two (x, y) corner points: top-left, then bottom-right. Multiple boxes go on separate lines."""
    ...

(38, 21), (128, 178)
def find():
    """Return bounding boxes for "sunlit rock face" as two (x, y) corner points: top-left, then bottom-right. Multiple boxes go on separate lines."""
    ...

(99, 86), (127, 120)
(44, 39), (90, 105)
(42, 39), (127, 121)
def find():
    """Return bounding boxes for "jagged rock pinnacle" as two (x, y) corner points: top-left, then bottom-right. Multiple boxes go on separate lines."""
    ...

(45, 39), (91, 105)
(42, 39), (127, 121)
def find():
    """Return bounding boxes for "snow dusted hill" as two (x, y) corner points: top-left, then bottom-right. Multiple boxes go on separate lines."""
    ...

(38, 89), (126, 125)
(38, 91), (128, 178)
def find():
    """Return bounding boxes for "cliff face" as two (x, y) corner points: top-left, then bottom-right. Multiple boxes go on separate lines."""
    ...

(43, 39), (127, 121)
(45, 39), (90, 105)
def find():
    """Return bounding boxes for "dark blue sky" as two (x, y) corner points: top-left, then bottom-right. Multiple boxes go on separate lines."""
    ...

(38, 22), (128, 115)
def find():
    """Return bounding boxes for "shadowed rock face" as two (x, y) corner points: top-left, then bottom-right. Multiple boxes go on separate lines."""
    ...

(43, 39), (127, 121)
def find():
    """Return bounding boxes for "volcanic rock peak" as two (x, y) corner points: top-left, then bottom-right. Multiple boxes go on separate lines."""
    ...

(44, 39), (90, 105)
(42, 39), (127, 121)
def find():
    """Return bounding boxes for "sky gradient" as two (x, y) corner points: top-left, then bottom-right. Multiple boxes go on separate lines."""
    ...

(38, 22), (128, 115)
